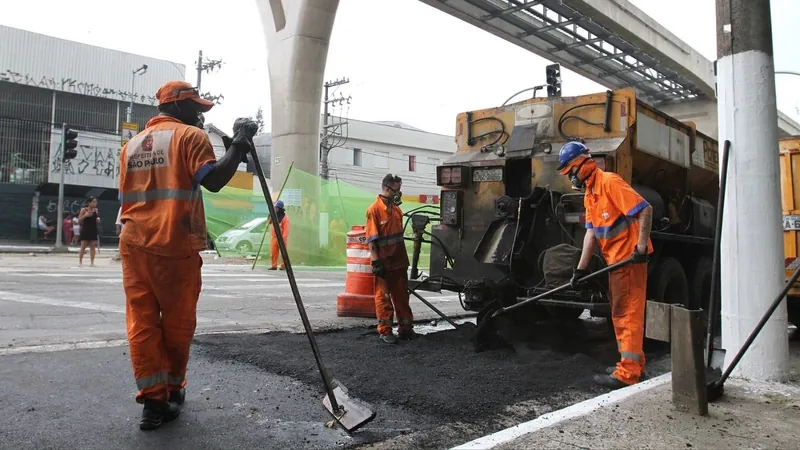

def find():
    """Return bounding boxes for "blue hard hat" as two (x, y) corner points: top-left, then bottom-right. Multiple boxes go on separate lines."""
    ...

(557, 141), (589, 171)
(275, 200), (285, 208)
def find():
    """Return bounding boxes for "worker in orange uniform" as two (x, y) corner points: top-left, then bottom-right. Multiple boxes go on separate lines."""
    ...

(118, 80), (258, 430)
(557, 141), (653, 390)
(268, 200), (290, 270)
(366, 174), (415, 344)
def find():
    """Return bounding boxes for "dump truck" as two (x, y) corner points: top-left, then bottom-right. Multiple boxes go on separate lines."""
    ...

(779, 136), (800, 328)
(412, 87), (721, 328)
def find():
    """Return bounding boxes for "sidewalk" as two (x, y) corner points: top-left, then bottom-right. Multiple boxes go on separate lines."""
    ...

(454, 340), (800, 449)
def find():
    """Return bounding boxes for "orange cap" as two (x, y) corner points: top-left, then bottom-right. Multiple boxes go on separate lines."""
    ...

(156, 81), (215, 112)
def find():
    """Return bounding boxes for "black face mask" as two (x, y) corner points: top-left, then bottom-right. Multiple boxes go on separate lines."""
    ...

(569, 159), (591, 191)
(383, 187), (403, 206)
(167, 102), (204, 129)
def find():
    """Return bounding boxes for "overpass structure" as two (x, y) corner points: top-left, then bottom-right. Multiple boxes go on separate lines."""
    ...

(419, 0), (800, 139)
(256, 0), (800, 185)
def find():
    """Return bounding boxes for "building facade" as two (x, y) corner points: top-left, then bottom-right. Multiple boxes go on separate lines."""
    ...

(324, 119), (454, 200)
(0, 25), (185, 241)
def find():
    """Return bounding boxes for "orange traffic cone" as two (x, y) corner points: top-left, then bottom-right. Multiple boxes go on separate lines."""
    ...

(336, 226), (376, 318)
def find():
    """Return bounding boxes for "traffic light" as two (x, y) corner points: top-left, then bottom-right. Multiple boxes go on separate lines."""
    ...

(63, 127), (78, 160)
(546, 63), (562, 98)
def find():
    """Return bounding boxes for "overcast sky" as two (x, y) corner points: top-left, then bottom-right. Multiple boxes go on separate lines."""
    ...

(2, 0), (798, 136)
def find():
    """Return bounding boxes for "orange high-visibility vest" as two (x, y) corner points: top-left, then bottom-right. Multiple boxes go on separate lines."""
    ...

(365, 196), (409, 270)
(119, 116), (217, 257)
(584, 170), (653, 265)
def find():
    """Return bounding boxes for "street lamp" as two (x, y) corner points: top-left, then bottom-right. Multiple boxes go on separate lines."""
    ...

(127, 64), (148, 123)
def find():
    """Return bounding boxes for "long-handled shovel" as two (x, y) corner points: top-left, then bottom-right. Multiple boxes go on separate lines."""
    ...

(249, 148), (376, 433)
(473, 257), (634, 350)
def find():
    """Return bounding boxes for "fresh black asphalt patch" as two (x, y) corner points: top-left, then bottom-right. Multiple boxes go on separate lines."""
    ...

(194, 318), (670, 448)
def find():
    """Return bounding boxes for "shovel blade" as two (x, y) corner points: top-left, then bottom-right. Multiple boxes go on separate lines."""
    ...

(706, 347), (727, 402)
(322, 380), (376, 433)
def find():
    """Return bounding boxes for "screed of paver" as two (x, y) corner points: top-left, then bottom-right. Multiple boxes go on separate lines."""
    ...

(193, 319), (671, 449)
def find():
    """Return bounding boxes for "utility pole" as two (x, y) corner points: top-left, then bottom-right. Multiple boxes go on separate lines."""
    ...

(55, 124), (78, 250)
(195, 50), (223, 94)
(320, 77), (351, 180)
(716, 0), (788, 380)
(127, 65), (148, 123)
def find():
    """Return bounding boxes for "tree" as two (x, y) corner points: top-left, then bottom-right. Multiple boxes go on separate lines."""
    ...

(250, 107), (266, 135)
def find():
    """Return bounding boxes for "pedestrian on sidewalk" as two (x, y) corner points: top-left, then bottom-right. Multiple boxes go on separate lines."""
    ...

(78, 197), (100, 267)
(557, 141), (653, 390)
(37, 214), (54, 241)
(118, 80), (258, 431)
(113, 207), (122, 261)
(71, 215), (80, 245)
(63, 214), (73, 246)
(268, 200), (290, 270)
(366, 174), (416, 344)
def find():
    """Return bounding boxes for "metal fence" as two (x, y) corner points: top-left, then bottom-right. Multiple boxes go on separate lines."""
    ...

(0, 81), (159, 185)
(0, 117), (51, 184)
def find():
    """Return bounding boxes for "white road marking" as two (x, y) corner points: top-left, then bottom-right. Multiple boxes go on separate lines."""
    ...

(450, 373), (672, 449)
(0, 291), (225, 325)
(203, 282), (344, 290)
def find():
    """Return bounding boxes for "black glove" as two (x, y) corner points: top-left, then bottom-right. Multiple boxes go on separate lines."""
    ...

(631, 247), (648, 263)
(228, 118), (258, 163)
(570, 268), (588, 289)
(371, 260), (386, 279)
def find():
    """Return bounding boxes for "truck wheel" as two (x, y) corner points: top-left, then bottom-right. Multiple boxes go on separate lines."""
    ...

(788, 299), (800, 329)
(649, 257), (690, 306)
(690, 257), (713, 311)
(545, 306), (585, 320)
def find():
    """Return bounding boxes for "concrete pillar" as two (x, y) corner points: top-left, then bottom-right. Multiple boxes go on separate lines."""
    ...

(716, 0), (788, 380)
(256, 0), (339, 186)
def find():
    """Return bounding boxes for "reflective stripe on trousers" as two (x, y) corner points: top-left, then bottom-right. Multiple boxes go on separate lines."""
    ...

(135, 372), (185, 390)
(120, 188), (202, 204)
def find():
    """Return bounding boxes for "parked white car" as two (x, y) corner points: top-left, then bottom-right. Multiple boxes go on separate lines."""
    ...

(213, 217), (267, 254)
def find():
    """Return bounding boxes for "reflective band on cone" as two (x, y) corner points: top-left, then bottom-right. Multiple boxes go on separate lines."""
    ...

(337, 225), (377, 318)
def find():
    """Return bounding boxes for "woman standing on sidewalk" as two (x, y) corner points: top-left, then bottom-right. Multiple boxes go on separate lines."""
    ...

(78, 197), (100, 266)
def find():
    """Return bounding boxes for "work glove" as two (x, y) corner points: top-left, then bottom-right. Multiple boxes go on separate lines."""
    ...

(230, 118), (258, 162)
(630, 246), (648, 264)
(371, 260), (386, 279)
(221, 135), (248, 164)
(570, 268), (588, 289)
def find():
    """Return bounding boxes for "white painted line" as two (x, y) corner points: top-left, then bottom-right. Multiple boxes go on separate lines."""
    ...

(0, 339), (130, 357)
(450, 372), (672, 449)
(0, 291), (224, 325)
(0, 290), (125, 314)
(203, 282), (343, 291)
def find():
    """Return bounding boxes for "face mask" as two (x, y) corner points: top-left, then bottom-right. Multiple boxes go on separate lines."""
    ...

(569, 159), (590, 191)
(383, 187), (403, 206)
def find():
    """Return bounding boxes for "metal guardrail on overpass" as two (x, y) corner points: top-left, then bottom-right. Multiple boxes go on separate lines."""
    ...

(421, 0), (711, 105)
(422, 0), (800, 135)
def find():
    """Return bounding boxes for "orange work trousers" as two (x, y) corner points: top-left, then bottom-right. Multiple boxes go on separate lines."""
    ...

(374, 269), (413, 335)
(270, 237), (286, 269)
(120, 240), (202, 403)
(608, 263), (647, 385)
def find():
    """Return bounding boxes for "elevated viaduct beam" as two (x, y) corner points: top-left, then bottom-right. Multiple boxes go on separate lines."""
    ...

(256, 0), (339, 186)
(418, 0), (800, 137)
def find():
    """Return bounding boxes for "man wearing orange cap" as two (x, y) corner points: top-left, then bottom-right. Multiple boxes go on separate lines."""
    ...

(557, 141), (653, 390)
(118, 80), (258, 430)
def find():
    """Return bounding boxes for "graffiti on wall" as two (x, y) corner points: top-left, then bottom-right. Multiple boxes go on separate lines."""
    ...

(1, 69), (157, 105)
(48, 129), (121, 190)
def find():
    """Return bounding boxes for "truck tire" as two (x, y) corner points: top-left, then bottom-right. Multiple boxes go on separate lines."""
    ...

(788, 299), (800, 329)
(690, 257), (713, 311)
(649, 257), (690, 306)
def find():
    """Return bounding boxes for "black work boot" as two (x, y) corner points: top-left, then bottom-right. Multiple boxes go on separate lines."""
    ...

(593, 374), (629, 390)
(604, 366), (647, 380)
(379, 333), (398, 344)
(398, 330), (419, 341)
(139, 399), (181, 431)
(169, 388), (186, 405)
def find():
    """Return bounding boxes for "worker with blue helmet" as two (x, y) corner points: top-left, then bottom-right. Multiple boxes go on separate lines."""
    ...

(556, 141), (654, 391)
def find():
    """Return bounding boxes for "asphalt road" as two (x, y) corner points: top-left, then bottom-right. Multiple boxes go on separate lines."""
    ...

(0, 252), (670, 449)
(0, 253), (469, 351)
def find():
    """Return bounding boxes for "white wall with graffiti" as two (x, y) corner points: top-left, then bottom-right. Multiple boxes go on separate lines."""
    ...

(49, 128), (121, 189)
(0, 24), (186, 107)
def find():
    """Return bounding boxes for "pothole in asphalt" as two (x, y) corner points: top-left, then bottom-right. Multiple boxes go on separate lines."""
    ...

(193, 317), (670, 449)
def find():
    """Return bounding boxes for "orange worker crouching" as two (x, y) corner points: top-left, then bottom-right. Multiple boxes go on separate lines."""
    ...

(366, 174), (416, 344)
(269, 200), (290, 270)
(118, 80), (258, 430)
(557, 141), (653, 390)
